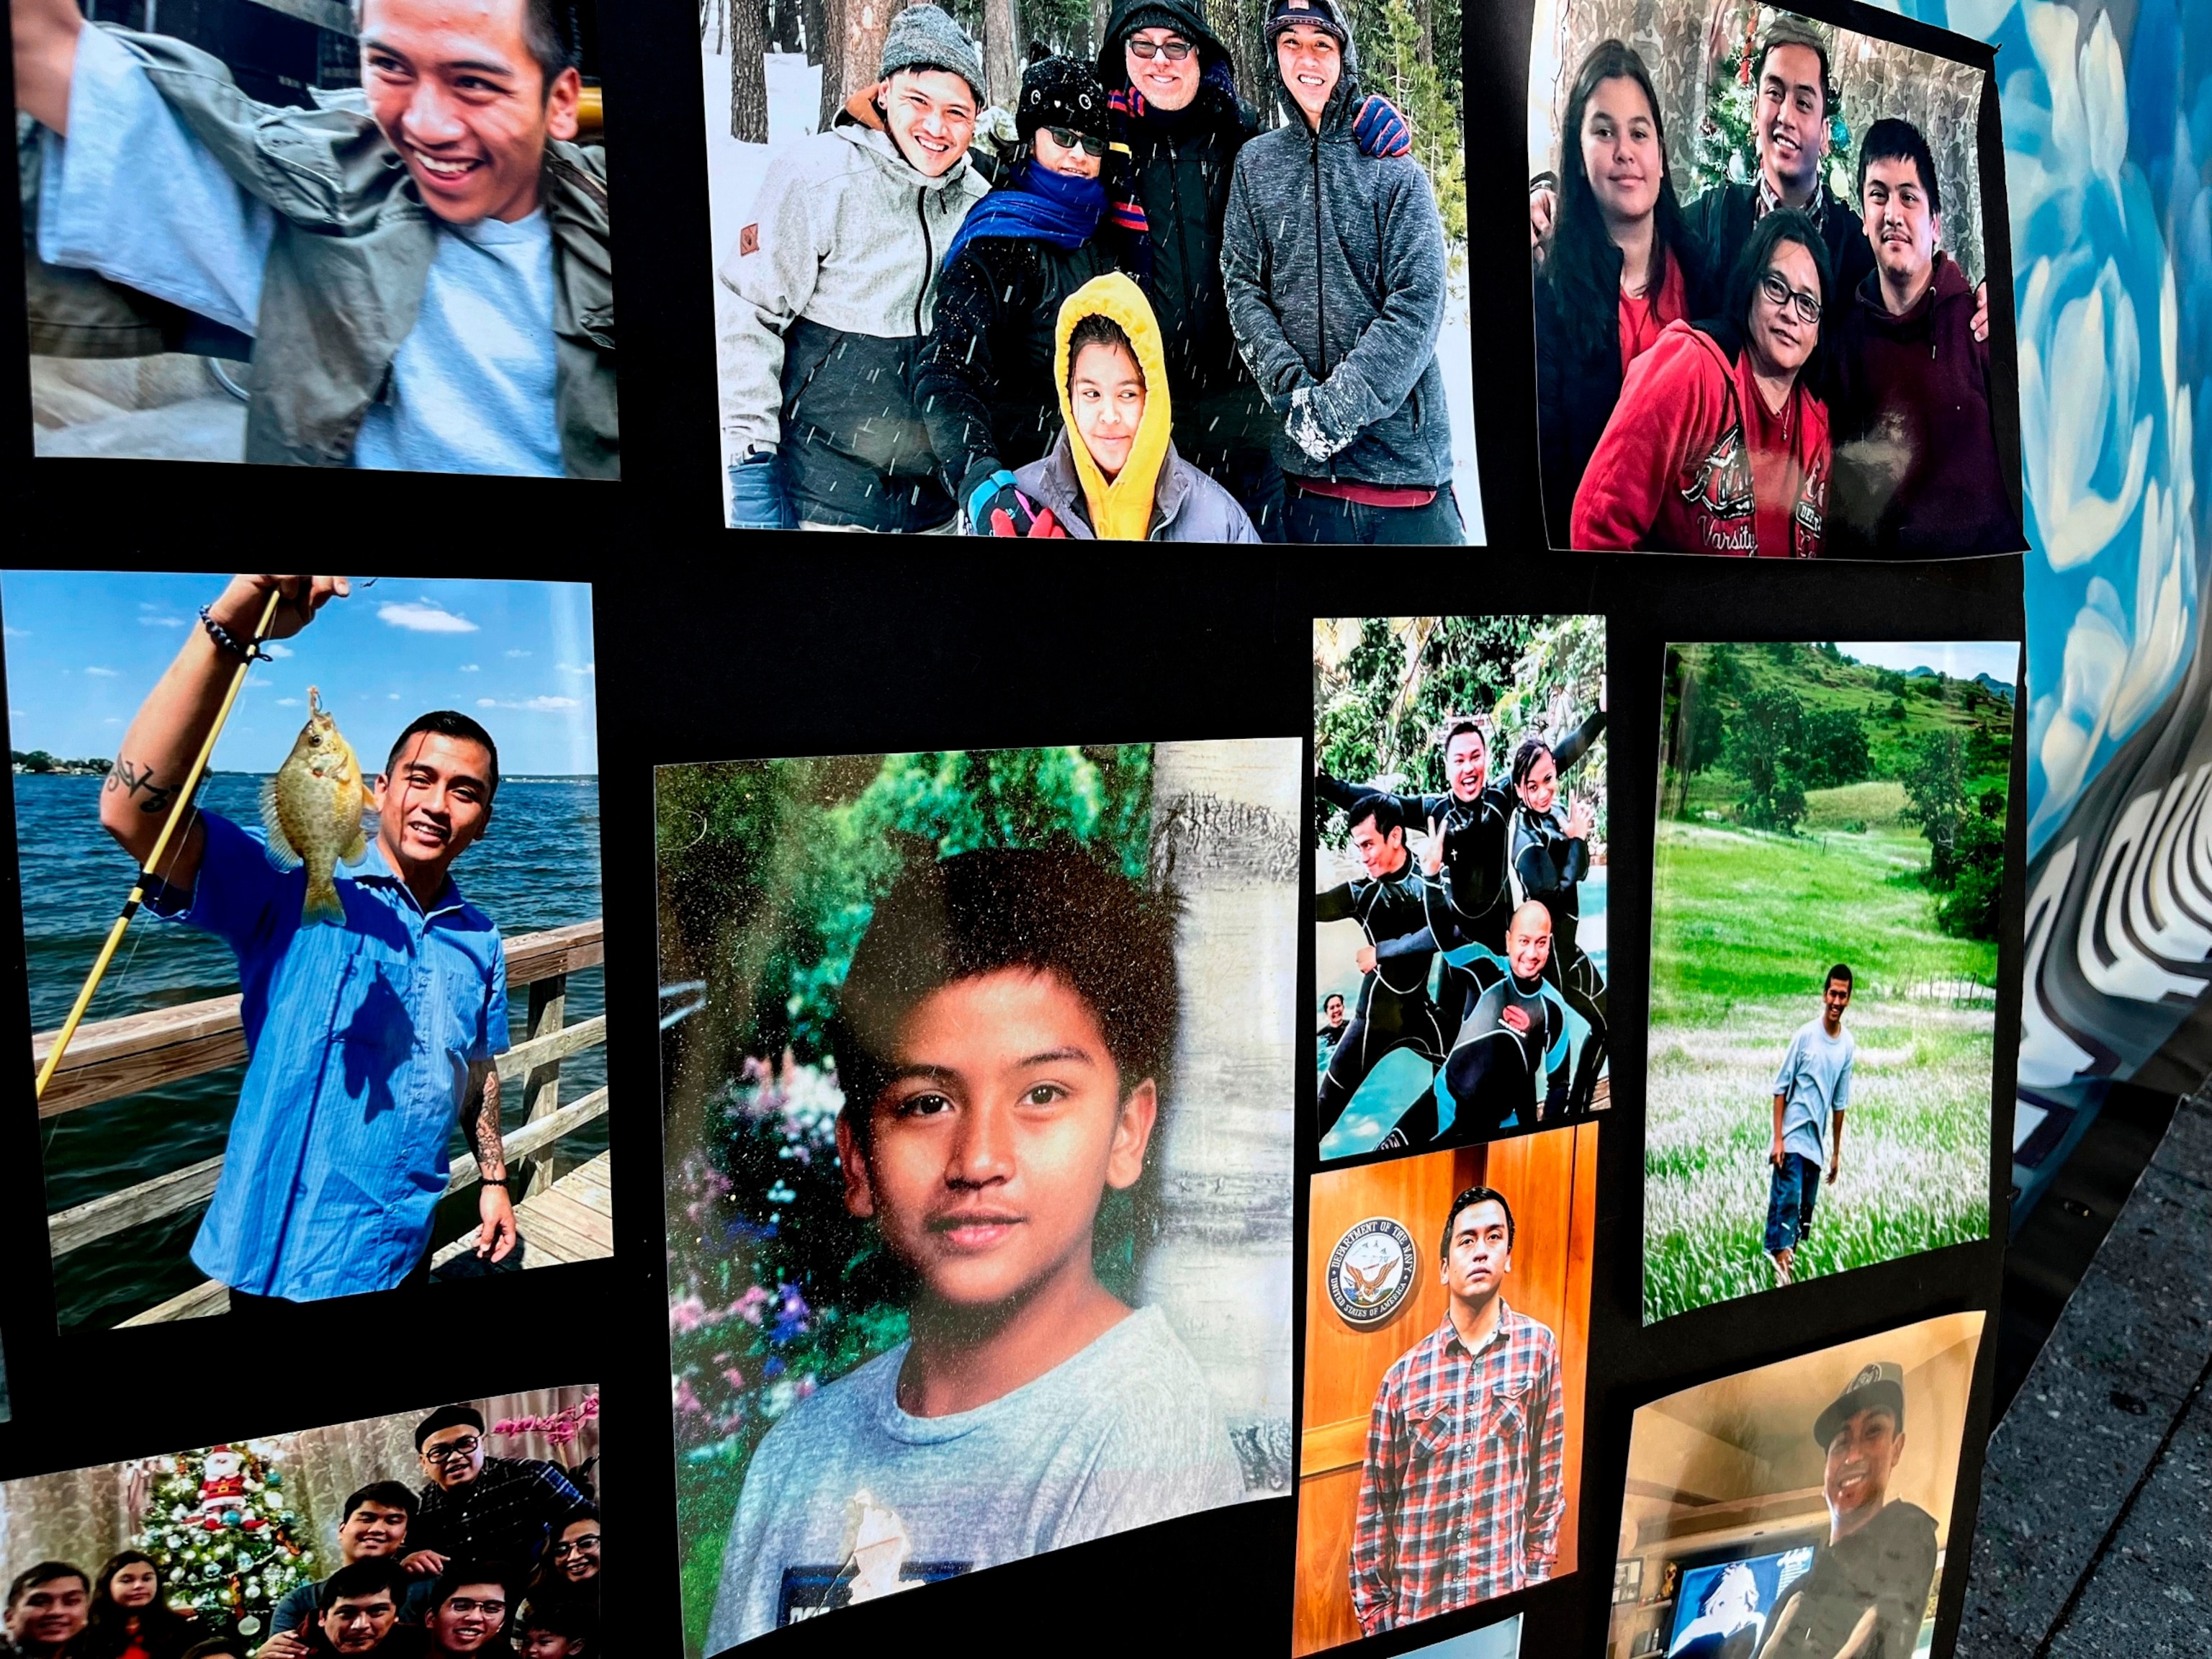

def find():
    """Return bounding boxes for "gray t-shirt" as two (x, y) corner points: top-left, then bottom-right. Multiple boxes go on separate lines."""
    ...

(38, 24), (562, 477)
(1773, 1017), (1855, 1166)
(706, 1305), (1243, 1647)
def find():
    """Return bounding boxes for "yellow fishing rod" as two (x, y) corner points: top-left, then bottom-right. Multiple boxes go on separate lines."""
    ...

(32, 588), (284, 1102)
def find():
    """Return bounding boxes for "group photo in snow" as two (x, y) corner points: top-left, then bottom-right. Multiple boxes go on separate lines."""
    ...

(702, 0), (1480, 541)
(1526, 1), (2023, 558)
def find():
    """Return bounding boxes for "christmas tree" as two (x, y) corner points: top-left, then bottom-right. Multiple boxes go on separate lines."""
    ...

(135, 1442), (316, 1638)
(1691, 6), (1854, 202)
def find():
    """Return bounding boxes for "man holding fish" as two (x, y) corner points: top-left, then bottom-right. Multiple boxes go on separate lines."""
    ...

(98, 573), (518, 1314)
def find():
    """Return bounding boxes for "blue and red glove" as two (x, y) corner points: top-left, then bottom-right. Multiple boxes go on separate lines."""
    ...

(1352, 94), (1411, 158)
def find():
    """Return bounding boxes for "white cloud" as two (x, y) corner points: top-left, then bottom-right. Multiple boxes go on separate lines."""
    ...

(263, 642), (295, 659)
(476, 695), (581, 713)
(505, 648), (531, 657)
(387, 692), (401, 700)
(2, 626), (26, 639)
(7, 708), (19, 717)
(276, 697), (302, 707)
(557, 661), (596, 676)
(377, 598), (478, 634)
(138, 612), (186, 628)
(459, 663), (480, 673)
(84, 666), (120, 678)
(103, 716), (120, 725)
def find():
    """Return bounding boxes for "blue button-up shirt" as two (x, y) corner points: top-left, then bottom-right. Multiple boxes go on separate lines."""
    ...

(148, 811), (509, 1300)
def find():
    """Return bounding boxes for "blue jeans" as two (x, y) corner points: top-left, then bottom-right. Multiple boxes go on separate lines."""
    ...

(1765, 1152), (1822, 1254)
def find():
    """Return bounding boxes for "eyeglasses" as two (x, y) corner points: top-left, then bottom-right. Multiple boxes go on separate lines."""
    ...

(1758, 269), (1822, 325)
(1043, 126), (1107, 156)
(422, 1435), (481, 1464)
(552, 1534), (601, 1555)
(1126, 36), (1194, 59)
(444, 1599), (507, 1619)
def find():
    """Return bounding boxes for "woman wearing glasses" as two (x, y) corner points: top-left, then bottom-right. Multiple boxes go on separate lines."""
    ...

(917, 57), (1133, 532)
(1571, 209), (1834, 556)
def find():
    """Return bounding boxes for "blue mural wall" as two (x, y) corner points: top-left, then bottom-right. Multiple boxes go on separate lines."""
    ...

(1894, 0), (2212, 1194)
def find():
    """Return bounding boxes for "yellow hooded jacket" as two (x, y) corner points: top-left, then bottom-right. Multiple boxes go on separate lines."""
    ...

(1053, 274), (1174, 541)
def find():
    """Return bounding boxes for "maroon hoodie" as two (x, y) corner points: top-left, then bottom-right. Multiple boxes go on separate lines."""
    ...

(1829, 253), (2021, 557)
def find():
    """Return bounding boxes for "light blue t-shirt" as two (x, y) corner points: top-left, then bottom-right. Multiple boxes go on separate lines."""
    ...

(1772, 1016), (1855, 1167)
(37, 24), (562, 477)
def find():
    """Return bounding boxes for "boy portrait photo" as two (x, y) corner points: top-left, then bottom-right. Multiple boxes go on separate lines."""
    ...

(1312, 615), (1607, 1161)
(8, 573), (606, 1330)
(659, 742), (1298, 1654)
(701, 0), (1482, 541)
(1643, 641), (2014, 1323)
(1527, 1), (2021, 557)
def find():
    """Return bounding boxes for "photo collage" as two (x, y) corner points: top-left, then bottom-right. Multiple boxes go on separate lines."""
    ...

(0, 0), (2035, 1647)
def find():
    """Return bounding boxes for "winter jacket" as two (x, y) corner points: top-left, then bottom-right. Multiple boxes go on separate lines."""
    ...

(719, 90), (989, 530)
(1571, 318), (1830, 556)
(1534, 233), (1714, 544)
(917, 211), (1125, 508)
(20, 27), (617, 476)
(1681, 176), (1874, 392)
(1010, 272), (1259, 541)
(1220, 56), (1453, 489)
(1828, 253), (2020, 558)
(1096, 0), (1277, 459)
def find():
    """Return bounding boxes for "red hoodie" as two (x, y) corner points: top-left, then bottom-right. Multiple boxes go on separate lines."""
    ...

(1571, 319), (1831, 556)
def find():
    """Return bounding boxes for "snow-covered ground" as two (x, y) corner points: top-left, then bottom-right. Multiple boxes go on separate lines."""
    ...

(701, 40), (1486, 539)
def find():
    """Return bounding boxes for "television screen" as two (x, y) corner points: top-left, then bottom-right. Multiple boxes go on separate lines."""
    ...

(1665, 1547), (1817, 1658)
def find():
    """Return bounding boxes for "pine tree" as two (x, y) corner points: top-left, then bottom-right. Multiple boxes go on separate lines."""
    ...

(1352, 0), (1465, 253)
(137, 1443), (316, 1639)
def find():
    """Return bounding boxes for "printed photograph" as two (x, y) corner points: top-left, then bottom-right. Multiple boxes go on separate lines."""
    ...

(1644, 641), (2013, 1324)
(1292, 1127), (1595, 1653)
(1527, 1), (2021, 557)
(1606, 1312), (1983, 1659)
(0, 1388), (598, 1656)
(8, 573), (606, 1330)
(1398, 1617), (1523, 1658)
(14, 0), (613, 476)
(701, 0), (1481, 541)
(658, 741), (1298, 1653)
(1313, 616), (1607, 1161)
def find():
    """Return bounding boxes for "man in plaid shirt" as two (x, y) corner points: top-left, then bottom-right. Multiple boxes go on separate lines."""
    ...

(405, 1405), (588, 1579)
(1349, 1184), (1566, 1634)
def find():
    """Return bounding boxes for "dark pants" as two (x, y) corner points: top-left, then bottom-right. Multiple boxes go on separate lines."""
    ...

(1287, 486), (1464, 545)
(1316, 994), (1448, 1143)
(1188, 441), (1287, 542)
(224, 1249), (433, 1319)
(1550, 948), (1609, 1113)
(1765, 1152), (1822, 1254)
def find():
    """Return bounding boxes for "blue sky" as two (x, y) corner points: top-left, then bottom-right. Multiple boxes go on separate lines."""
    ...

(1835, 639), (2022, 687)
(0, 574), (598, 775)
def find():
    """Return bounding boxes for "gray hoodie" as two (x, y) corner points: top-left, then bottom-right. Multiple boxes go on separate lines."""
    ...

(1220, 42), (1454, 489)
(1013, 431), (1262, 541)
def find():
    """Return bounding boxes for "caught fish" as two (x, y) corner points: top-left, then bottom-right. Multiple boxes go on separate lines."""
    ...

(261, 685), (369, 927)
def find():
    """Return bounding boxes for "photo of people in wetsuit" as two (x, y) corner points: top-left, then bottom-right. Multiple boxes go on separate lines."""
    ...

(1526, 1), (2022, 558)
(1313, 616), (1606, 1162)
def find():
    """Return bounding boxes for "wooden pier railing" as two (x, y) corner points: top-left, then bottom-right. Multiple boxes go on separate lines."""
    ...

(30, 919), (608, 1325)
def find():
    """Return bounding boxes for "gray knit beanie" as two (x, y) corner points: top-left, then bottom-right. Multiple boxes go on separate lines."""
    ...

(879, 5), (989, 105)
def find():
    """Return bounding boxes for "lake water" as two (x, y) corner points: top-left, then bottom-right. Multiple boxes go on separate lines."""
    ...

(16, 773), (606, 1328)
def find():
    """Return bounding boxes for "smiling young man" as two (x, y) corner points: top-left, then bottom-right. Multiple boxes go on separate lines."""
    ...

(0, 1565), (88, 1659)
(99, 575), (515, 1315)
(405, 1407), (588, 1581)
(1827, 119), (2016, 557)
(417, 1567), (511, 1659)
(721, 5), (992, 531)
(706, 847), (1241, 1646)
(261, 1486), (433, 1659)
(1761, 1364), (1938, 1659)
(1222, 0), (1457, 544)
(1765, 965), (1856, 1287)
(291, 1562), (421, 1658)
(11, 0), (613, 477)
(1351, 1187), (1565, 1636)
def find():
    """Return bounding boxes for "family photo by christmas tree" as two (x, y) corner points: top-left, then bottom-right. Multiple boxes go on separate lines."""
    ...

(0, 1389), (599, 1658)
(1524, 0), (2023, 559)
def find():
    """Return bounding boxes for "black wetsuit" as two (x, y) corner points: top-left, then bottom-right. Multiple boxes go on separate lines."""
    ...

(1314, 856), (1447, 1143)
(1509, 801), (1608, 1112)
(1317, 708), (1606, 1021)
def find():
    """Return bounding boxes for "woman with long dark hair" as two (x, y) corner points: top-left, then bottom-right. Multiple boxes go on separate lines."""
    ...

(1535, 39), (1712, 544)
(81, 1554), (202, 1659)
(526, 1506), (601, 1606)
(1506, 737), (1608, 1114)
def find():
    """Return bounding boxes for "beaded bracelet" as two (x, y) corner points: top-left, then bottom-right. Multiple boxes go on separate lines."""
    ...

(199, 604), (272, 663)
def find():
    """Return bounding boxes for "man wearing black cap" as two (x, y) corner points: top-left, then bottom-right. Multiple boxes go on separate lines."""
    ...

(1760, 1362), (1938, 1659)
(404, 1408), (587, 1582)
(1222, 0), (1458, 544)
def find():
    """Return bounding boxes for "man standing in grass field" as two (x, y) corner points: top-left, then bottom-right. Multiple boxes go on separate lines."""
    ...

(1766, 964), (1855, 1286)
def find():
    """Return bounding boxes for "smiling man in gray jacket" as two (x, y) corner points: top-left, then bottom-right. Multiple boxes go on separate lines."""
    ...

(720, 5), (991, 532)
(1221, 0), (1457, 543)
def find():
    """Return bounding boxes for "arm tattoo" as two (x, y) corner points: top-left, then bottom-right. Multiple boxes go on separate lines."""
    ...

(471, 1066), (507, 1182)
(105, 757), (179, 816)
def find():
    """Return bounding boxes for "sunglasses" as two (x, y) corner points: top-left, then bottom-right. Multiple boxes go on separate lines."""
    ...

(1041, 126), (1107, 156)
(1126, 36), (1194, 59)
(1758, 269), (1822, 325)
